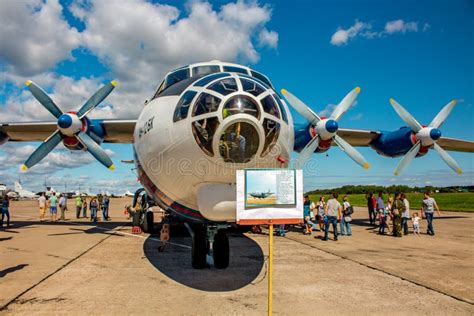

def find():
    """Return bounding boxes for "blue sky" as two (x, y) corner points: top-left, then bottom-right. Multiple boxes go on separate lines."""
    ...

(0, 0), (473, 193)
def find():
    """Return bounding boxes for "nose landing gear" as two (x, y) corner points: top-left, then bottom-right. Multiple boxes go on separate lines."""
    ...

(185, 223), (230, 269)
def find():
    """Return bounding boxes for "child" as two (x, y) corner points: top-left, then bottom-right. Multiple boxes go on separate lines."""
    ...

(412, 212), (421, 235)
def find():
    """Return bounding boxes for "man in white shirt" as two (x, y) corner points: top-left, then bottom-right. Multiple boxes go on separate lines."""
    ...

(323, 193), (342, 241)
(59, 194), (67, 221)
(38, 193), (46, 222)
(422, 191), (441, 236)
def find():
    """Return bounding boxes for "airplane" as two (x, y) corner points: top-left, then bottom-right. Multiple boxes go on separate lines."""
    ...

(13, 181), (39, 199)
(248, 190), (274, 199)
(118, 190), (135, 198)
(0, 60), (473, 269)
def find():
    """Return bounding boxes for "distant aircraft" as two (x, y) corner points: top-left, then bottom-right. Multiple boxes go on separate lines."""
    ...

(13, 182), (38, 199)
(122, 190), (134, 197)
(1, 60), (472, 269)
(248, 190), (274, 199)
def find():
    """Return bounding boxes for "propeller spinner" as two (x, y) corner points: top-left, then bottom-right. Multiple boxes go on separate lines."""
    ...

(21, 80), (117, 171)
(389, 98), (461, 175)
(282, 87), (369, 170)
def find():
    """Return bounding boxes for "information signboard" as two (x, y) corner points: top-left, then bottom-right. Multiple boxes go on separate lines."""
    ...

(236, 169), (303, 225)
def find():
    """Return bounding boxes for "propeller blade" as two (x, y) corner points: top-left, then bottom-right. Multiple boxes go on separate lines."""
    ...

(333, 134), (370, 169)
(330, 87), (361, 121)
(393, 141), (421, 176)
(293, 136), (320, 169)
(429, 99), (457, 128)
(76, 132), (115, 170)
(389, 98), (422, 132)
(77, 81), (117, 118)
(25, 80), (63, 119)
(433, 143), (462, 174)
(281, 89), (320, 124)
(21, 130), (63, 171)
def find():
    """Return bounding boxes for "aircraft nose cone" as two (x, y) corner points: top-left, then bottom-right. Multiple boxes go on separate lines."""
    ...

(325, 120), (339, 133)
(430, 128), (442, 141)
(58, 114), (72, 129)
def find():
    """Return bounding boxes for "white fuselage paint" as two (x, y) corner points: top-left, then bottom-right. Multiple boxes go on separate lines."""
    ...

(133, 86), (293, 222)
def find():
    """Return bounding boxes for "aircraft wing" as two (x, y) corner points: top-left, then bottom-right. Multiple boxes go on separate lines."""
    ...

(332, 128), (380, 146)
(436, 137), (474, 153)
(0, 119), (136, 144)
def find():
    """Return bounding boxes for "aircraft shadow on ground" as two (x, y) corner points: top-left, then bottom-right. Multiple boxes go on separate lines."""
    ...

(143, 231), (265, 292)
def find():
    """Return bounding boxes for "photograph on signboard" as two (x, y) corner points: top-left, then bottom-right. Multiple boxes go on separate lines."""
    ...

(245, 169), (296, 208)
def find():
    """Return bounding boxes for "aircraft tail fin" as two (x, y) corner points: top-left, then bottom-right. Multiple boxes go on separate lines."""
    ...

(14, 181), (22, 192)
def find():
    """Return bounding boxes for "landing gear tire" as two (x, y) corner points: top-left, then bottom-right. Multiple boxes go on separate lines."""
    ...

(192, 225), (208, 269)
(213, 229), (229, 269)
(141, 211), (154, 233)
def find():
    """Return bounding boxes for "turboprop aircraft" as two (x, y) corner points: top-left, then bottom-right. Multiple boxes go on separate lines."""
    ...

(248, 190), (274, 199)
(1, 60), (473, 269)
(13, 181), (38, 199)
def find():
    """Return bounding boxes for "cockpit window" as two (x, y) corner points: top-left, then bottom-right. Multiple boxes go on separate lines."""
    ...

(164, 68), (190, 90)
(219, 122), (259, 163)
(240, 78), (266, 97)
(208, 78), (238, 96)
(173, 90), (197, 122)
(192, 117), (220, 156)
(222, 95), (260, 120)
(250, 70), (272, 88)
(193, 65), (221, 76)
(273, 94), (288, 124)
(260, 95), (280, 119)
(223, 66), (248, 74)
(194, 72), (230, 87)
(261, 118), (280, 157)
(238, 74), (269, 90)
(192, 93), (221, 116)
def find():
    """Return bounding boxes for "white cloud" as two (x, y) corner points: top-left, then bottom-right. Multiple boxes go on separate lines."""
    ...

(0, 0), (81, 76)
(258, 28), (279, 48)
(0, 142), (115, 174)
(384, 19), (418, 34)
(330, 21), (371, 46)
(72, 0), (277, 91)
(330, 19), (428, 46)
(1, 0), (279, 121)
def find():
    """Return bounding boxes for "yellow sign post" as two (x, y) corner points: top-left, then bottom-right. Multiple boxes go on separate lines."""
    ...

(268, 223), (273, 316)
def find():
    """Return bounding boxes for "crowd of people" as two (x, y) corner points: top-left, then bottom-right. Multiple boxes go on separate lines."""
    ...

(37, 192), (111, 223)
(1, 189), (442, 239)
(366, 191), (441, 237)
(270, 191), (442, 241)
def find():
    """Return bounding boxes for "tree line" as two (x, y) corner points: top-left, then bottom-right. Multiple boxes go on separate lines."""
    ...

(305, 185), (474, 195)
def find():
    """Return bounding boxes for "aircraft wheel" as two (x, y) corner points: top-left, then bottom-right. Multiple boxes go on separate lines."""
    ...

(141, 211), (154, 233)
(192, 225), (208, 269)
(213, 229), (229, 269)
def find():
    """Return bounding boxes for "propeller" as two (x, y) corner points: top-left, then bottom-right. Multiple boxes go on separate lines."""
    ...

(390, 98), (461, 175)
(21, 80), (117, 171)
(282, 87), (369, 169)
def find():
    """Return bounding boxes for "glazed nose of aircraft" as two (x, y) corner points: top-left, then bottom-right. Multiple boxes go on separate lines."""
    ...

(430, 128), (442, 141)
(219, 95), (261, 163)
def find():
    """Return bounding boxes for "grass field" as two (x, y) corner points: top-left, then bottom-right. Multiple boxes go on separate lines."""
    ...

(307, 192), (474, 212)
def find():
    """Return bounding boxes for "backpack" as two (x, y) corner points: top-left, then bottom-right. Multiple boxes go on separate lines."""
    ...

(345, 205), (354, 216)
